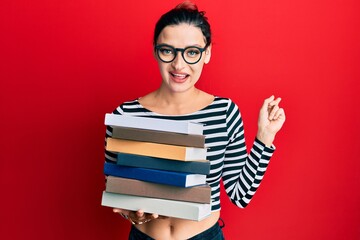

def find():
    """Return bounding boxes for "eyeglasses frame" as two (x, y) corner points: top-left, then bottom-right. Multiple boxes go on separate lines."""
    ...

(154, 44), (207, 65)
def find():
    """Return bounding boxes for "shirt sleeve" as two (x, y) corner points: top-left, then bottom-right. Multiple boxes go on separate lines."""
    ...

(222, 100), (275, 208)
(104, 105), (124, 163)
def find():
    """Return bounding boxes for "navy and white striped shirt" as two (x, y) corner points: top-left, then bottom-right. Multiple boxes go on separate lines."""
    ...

(105, 96), (275, 211)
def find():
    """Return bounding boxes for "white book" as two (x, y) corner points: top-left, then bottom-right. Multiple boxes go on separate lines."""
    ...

(105, 114), (204, 135)
(101, 191), (211, 221)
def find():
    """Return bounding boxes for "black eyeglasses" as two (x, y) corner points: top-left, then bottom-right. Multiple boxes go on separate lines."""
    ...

(155, 44), (206, 64)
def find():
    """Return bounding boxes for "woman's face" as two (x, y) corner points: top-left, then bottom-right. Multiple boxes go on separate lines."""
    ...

(155, 23), (211, 93)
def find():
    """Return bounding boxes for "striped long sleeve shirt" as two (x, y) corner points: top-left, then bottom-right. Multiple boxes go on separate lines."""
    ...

(105, 96), (275, 211)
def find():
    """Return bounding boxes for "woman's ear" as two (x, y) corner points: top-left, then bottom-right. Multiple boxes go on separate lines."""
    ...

(204, 44), (212, 64)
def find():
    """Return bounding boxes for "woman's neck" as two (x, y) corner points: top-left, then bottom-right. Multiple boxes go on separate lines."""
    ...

(139, 86), (214, 116)
(154, 86), (201, 107)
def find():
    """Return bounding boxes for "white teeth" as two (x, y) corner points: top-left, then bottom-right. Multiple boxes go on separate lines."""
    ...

(173, 73), (187, 77)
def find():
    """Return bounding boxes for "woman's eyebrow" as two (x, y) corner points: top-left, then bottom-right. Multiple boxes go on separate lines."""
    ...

(157, 43), (205, 48)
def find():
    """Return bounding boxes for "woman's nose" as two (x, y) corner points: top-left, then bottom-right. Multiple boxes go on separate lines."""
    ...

(171, 52), (186, 69)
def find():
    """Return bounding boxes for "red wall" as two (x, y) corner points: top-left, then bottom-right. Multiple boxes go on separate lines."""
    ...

(1, 0), (359, 239)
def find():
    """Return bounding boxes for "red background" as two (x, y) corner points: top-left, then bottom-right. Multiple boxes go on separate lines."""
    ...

(1, 0), (359, 239)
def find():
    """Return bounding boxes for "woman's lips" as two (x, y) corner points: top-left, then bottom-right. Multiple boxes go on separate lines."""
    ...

(170, 72), (189, 83)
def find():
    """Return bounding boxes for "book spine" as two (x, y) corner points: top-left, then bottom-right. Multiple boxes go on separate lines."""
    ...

(106, 138), (207, 161)
(111, 126), (205, 148)
(104, 163), (205, 187)
(105, 114), (203, 135)
(106, 176), (211, 203)
(117, 153), (210, 175)
(101, 191), (211, 221)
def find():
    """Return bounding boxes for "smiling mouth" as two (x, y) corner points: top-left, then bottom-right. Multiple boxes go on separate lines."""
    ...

(170, 73), (189, 81)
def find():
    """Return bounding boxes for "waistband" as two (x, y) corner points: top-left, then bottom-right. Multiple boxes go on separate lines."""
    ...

(129, 220), (224, 240)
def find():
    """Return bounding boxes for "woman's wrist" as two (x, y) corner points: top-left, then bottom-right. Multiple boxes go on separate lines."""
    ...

(256, 130), (275, 147)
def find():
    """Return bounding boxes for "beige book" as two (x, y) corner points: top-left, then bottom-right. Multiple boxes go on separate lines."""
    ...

(106, 138), (207, 161)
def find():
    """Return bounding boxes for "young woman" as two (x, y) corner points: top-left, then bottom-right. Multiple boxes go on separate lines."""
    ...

(105, 2), (286, 239)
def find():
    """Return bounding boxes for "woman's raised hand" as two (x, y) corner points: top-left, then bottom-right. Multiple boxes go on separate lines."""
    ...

(256, 95), (286, 146)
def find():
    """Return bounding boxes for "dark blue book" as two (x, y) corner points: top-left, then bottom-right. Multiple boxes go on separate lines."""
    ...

(117, 153), (210, 175)
(104, 162), (207, 188)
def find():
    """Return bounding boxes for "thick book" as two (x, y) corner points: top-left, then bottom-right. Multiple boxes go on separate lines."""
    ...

(101, 191), (211, 221)
(106, 138), (207, 161)
(104, 162), (206, 187)
(117, 153), (210, 175)
(106, 176), (211, 203)
(105, 114), (204, 135)
(111, 126), (205, 148)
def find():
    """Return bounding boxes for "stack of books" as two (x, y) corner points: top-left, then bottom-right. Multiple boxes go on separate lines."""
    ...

(101, 114), (212, 221)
